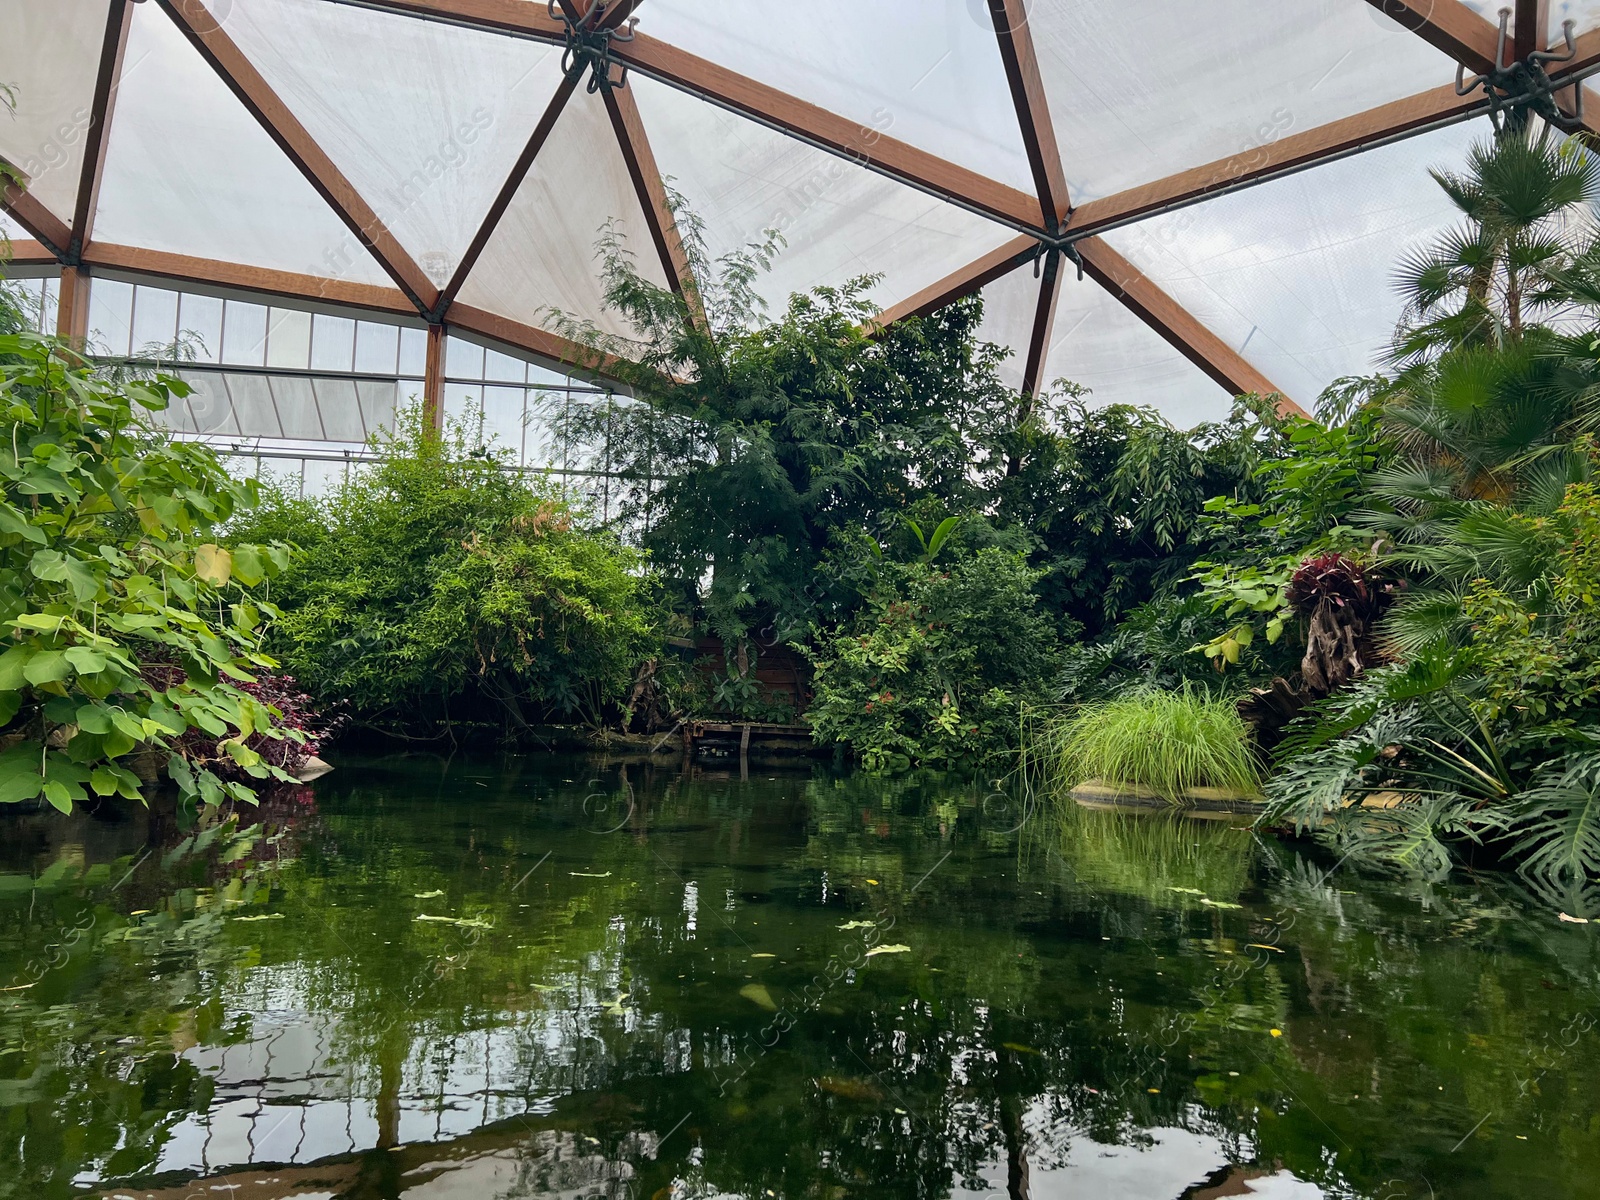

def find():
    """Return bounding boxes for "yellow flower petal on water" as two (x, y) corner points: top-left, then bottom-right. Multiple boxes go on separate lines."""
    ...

(866, 879), (879, 885)
(1269, 1028), (1283, 1037)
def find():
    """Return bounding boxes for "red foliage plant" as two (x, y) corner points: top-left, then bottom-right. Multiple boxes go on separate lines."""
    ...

(142, 653), (343, 791)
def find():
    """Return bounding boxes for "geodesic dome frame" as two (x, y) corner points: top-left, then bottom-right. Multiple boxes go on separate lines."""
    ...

(4, 0), (1599, 430)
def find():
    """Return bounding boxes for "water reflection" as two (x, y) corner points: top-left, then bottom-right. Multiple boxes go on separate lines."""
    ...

(0, 758), (1595, 1199)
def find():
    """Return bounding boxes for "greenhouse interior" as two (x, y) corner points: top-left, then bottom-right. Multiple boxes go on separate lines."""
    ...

(6, 0), (1600, 1197)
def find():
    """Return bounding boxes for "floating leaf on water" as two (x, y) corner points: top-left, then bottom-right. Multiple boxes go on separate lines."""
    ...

(1200, 898), (1244, 910)
(601, 993), (631, 1017)
(414, 914), (492, 929)
(233, 914), (284, 922)
(739, 983), (777, 1012)
(1002, 1042), (1040, 1055)
(751, 953), (776, 958)
(129, 910), (151, 917)
(1246, 943), (1284, 953)
(865, 879), (880, 885)
(530, 983), (562, 993)
(836, 920), (876, 930)
(413, 890), (445, 899)
(816, 1074), (884, 1102)
(1558, 912), (1591, 924)
(570, 871), (612, 879)
(1167, 887), (1205, 895)
(864, 943), (910, 958)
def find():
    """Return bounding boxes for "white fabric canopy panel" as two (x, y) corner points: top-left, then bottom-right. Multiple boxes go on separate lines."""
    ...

(637, 0), (1035, 193)
(454, 84), (670, 339)
(215, 0), (566, 289)
(629, 73), (1017, 320)
(92, 1), (392, 287)
(1103, 119), (1487, 411)
(1041, 267), (1233, 429)
(1028, 0), (1462, 204)
(1455, 1), (1600, 40)
(973, 260), (1047, 394)
(0, 0), (108, 225)
(971, 259), (1232, 426)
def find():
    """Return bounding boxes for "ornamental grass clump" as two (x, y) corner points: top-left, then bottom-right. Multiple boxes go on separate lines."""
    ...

(1042, 688), (1261, 802)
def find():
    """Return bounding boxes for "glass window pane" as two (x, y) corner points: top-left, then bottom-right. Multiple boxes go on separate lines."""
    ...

(179, 293), (224, 364)
(222, 301), (269, 367)
(219, 374), (276, 438)
(270, 376), (323, 440)
(87, 277), (134, 357)
(313, 378), (366, 442)
(311, 314), (357, 373)
(444, 385), (483, 443)
(445, 336), (484, 381)
(481, 385), (527, 464)
(266, 309), (312, 370)
(398, 326), (428, 378)
(355, 380), (399, 439)
(131, 285), (180, 354)
(354, 321), (400, 375)
(524, 390), (565, 470)
(484, 348), (526, 384)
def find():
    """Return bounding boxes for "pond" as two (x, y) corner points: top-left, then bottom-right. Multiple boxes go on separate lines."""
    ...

(0, 756), (1596, 1199)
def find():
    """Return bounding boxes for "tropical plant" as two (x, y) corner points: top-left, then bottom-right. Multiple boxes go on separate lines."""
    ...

(546, 210), (1019, 659)
(804, 547), (1067, 772)
(1394, 129), (1600, 359)
(231, 405), (662, 738)
(1033, 687), (1261, 803)
(0, 332), (301, 813)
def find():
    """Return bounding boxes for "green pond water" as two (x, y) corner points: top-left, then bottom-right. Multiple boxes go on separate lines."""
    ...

(0, 756), (1597, 1200)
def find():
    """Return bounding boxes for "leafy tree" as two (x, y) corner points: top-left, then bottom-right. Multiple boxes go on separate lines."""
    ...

(0, 332), (299, 813)
(804, 546), (1068, 772)
(552, 236), (1019, 651)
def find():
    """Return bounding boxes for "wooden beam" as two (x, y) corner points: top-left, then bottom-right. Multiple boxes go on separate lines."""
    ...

(612, 33), (1045, 229)
(300, 0), (1047, 228)
(55, 265), (91, 344)
(603, 81), (706, 326)
(1, 238), (55, 267)
(82, 242), (418, 316)
(1073, 236), (1304, 416)
(1065, 82), (1482, 240)
(987, 0), (1069, 229)
(1022, 249), (1062, 397)
(438, 68), (582, 314)
(448, 302), (629, 381)
(155, 0), (440, 314)
(423, 322), (446, 432)
(1, 158), (71, 260)
(1514, 0), (1549, 62)
(865, 235), (1041, 330)
(362, 0), (569, 40)
(71, 0), (134, 259)
(1363, 0), (1501, 72)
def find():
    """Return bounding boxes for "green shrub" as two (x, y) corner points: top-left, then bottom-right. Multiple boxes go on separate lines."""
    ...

(1037, 688), (1261, 802)
(803, 548), (1068, 773)
(0, 333), (300, 813)
(231, 407), (661, 736)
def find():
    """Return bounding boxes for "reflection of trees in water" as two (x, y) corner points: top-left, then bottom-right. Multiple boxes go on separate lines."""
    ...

(3, 763), (1600, 1198)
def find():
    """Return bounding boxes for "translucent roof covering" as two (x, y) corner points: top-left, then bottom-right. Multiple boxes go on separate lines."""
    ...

(0, 0), (1579, 425)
